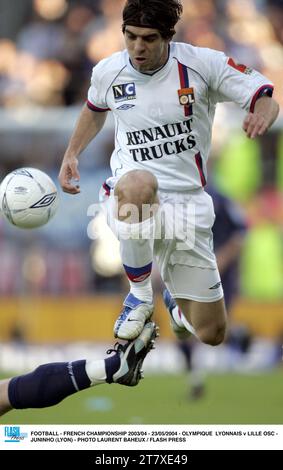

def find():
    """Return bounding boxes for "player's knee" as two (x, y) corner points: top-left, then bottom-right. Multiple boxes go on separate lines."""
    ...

(115, 170), (158, 205)
(198, 323), (226, 346)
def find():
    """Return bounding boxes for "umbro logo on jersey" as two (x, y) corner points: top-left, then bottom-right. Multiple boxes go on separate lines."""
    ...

(117, 104), (136, 110)
(113, 83), (136, 101)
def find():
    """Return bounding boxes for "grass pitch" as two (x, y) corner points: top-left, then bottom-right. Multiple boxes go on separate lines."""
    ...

(1, 370), (283, 424)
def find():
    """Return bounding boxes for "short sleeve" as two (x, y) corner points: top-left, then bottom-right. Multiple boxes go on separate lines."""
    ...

(207, 50), (274, 112)
(87, 63), (110, 112)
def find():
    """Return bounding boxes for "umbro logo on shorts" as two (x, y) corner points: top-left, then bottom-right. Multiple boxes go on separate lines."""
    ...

(209, 281), (221, 290)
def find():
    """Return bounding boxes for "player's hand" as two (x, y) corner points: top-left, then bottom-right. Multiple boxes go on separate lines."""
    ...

(242, 112), (269, 139)
(58, 157), (81, 194)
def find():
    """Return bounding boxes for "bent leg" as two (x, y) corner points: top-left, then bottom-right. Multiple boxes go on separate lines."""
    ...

(161, 262), (226, 345)
(114, 171), (159, 296)
(111, 170), (159, 338)
(176, 297), (227, 346)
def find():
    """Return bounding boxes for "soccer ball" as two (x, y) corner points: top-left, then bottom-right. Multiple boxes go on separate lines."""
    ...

(0, 168), (59, 229)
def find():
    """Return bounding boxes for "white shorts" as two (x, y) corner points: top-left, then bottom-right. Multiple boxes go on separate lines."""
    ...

(100, 178), (224, 303)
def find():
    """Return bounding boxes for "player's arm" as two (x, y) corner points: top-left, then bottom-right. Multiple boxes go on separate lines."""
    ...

(243, 96), (280, 139)
(205, 50), (280, 140)
(59, 104), (108, 194)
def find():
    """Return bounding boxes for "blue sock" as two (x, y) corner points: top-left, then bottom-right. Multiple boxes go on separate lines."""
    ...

(8, 360), (90, 409)
(105, 354), (121, 384)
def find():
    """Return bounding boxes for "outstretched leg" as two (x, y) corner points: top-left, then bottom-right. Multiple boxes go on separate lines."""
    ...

(0, 322), (158, 417)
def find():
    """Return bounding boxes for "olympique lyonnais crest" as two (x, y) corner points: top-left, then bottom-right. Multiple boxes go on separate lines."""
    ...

(178, 87), (195, 106)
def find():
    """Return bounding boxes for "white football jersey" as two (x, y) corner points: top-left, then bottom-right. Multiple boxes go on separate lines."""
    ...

(88, 42), (273, 191)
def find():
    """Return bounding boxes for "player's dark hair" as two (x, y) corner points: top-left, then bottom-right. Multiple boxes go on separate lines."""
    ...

(122, 0), (183, 39)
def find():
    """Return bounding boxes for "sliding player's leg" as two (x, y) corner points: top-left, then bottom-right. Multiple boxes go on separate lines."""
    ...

(0, 322), (158, 417)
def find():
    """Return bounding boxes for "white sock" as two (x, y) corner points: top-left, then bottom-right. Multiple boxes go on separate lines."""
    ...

(171, 305), (184, 328)
(181, 313), (197, 337)
(129, 277), (153, 303)
(116, 218), (154, 303)
(85, 359), (106, 386)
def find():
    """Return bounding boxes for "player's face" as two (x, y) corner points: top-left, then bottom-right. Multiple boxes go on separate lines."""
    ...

(124, 26), (170, 72)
